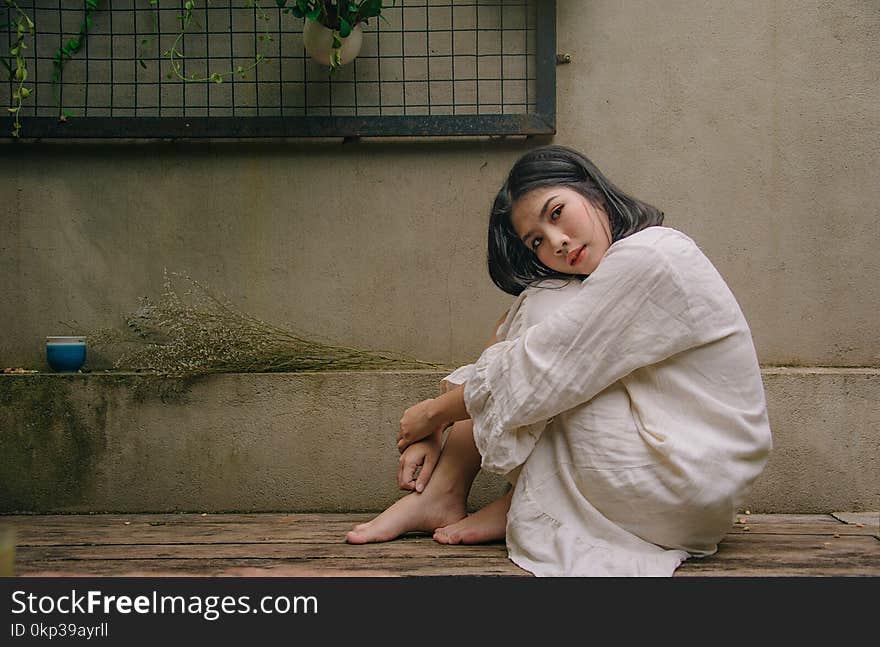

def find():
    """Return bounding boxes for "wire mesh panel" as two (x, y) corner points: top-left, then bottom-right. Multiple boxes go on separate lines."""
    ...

(1, 1), (555, 138)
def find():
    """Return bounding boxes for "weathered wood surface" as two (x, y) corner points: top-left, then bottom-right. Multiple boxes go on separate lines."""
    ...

(15, 557), (528, 578)
(832, 512), (880, 530)
(11, 514), (379, 546)
(4, 513), (878, 577)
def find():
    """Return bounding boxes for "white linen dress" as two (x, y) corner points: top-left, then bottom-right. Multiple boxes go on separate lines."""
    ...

(443, 226), (772, 577)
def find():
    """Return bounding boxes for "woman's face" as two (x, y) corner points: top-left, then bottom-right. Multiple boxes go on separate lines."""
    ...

(510, 186), (613, 276)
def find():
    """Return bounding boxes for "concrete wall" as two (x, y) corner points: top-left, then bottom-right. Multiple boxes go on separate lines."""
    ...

(0, 372), (511, 513)
(1, 2), (878, 512)
(1, 0), (877, 369)
(2, 370), (877, 513)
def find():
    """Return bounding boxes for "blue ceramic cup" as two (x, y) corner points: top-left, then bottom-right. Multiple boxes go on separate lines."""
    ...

(46, 336), (87, 373)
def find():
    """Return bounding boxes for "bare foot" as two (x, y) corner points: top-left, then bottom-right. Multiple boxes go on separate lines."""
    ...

(346, 490), (467, 544)
(433, 490), (512, 545)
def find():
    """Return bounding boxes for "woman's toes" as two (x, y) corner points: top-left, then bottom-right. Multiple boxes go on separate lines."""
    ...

(433, 526), (459, 545)
(346, 527), (370, 544)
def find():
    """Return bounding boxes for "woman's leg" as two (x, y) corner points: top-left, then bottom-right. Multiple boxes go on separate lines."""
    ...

(348, 284), (587, 546)
(433, 487), (512, 545)
(345, 420), (483, 544)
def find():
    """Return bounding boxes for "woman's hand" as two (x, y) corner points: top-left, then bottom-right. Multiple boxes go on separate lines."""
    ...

(398, 431), (442, 493)
(397, 398), (448, 452)
(398, 385), (468, 453)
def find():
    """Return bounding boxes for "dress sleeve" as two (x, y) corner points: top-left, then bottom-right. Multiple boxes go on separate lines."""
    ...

(442, 289), (552, 474)
(440, 363), (475, 394)
(439, 296), (521, 391)
(464, 235), (723, 453)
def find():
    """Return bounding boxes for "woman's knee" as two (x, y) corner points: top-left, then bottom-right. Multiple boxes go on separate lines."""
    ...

(448, 419), (474, 436)
(445, 419), (478, 452)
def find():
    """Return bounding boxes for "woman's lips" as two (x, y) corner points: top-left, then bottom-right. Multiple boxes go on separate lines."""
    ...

(568, 245), (586, 266)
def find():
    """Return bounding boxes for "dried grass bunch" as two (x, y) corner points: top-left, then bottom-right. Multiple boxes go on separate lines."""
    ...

(88, 270), (445, 377)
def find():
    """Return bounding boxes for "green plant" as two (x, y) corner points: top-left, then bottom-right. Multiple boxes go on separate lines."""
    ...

(3, 0), (34, 137)
(52, 0), (100, 119)
(3, 0), (386, 136)
(3, 0), (97, 136)
(277, 0), (387, 74)
(163, 0), (273, 85)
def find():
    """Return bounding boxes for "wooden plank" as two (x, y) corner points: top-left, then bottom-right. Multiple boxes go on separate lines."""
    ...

(676, 535), (880, 577)
(12, 512), (844, 526)
(6, 513), (371, 526)
(4, 513), (377, 529)
(15, 535), (878, 577)
(831, 512), (879, 531)
(10, 517), (876, 548)
(11, 518), (876, 549)
(15, 537), (879, 578)
(17, 541), (510, 561)
(14, 512), (847, 528)
(15, 557), (530, 578)
(8, 515), (379, 546)
(733, 514), (840, 523)
(6, 513), (880, 578)
(2, 512), (851, 528)
(728, 521), (877, 536)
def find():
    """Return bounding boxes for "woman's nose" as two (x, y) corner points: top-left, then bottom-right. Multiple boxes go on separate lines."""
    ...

(550, 232), (569, 254)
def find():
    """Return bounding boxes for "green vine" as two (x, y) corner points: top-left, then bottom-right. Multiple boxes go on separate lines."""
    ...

(136, 3), (160, 72)
(3, 0), (34, 137)
(4, 0), (380, 136)
(52, 0), (101, 119)
(164, 0), (272, 84)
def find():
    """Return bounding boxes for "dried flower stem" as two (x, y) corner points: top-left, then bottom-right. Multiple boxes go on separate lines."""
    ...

(87, 270), (446, 377)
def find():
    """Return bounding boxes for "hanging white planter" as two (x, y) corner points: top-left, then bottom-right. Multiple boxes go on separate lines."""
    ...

(302, 19), (364, 67)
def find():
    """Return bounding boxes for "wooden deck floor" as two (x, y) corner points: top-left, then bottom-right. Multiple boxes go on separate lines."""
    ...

(4, 512), (879, 577)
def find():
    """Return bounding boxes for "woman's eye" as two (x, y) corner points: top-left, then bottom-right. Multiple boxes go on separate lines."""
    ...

(550, 206), (562, 221)
(531, 237), (542, 250)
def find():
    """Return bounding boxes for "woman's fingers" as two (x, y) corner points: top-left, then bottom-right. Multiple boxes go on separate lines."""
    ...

(398, 419), (416, 446)
(414, 452), (437, 494)
(397, 454), (408, 489)
(398, 450), (421, 490)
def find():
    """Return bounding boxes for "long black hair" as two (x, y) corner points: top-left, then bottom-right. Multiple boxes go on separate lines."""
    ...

(488, 146), (665, 296)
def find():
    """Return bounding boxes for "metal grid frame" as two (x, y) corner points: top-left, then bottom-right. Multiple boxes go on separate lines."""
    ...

(2, 1), (555, 139)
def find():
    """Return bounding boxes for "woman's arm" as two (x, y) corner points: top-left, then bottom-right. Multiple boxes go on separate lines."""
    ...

(396, 234), (713, 449)
(487, 308), (510, 346)
(401, 308), (510, 450)
(397, 384), (467, 451)
(464, 232), (741, 437)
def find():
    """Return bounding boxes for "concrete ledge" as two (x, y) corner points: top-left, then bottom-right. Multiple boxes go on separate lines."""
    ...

(1, 369), (878, 513)
(754, 368), (879, 512)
